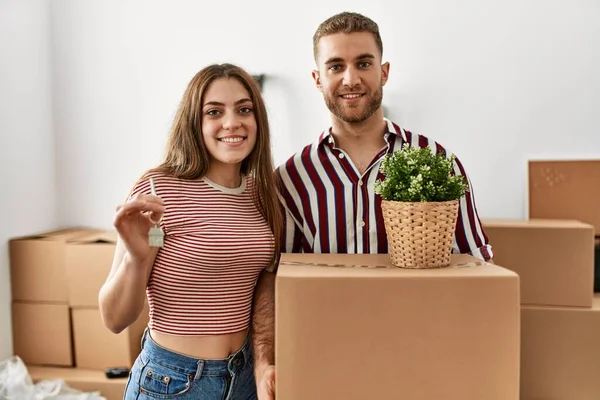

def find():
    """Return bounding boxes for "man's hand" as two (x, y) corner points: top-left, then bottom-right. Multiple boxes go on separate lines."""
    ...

(256, 365), (275, 400)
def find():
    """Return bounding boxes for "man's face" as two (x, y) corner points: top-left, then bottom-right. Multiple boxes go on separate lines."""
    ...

(313, 32), (389, 124)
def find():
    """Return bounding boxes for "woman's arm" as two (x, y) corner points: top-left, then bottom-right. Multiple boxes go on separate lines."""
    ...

(98, 193), (164, 333)
(99, 238), (157, 333)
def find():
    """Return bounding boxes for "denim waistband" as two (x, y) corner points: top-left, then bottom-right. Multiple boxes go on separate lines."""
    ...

(139, 329), (253, 379)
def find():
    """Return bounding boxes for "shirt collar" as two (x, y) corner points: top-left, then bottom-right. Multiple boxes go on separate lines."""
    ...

(318, 117), (407, 148)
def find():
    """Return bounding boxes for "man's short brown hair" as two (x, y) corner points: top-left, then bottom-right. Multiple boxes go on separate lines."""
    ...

(313, 12), (383, 62)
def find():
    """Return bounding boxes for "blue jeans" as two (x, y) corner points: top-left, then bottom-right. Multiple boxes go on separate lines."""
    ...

(123, 329), (257, 400)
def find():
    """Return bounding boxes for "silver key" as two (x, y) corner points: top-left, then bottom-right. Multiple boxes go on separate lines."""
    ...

(148, 225), (164, 248)
(147, 177), (164, 248)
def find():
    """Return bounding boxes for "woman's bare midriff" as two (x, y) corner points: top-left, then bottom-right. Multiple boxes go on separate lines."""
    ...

(150, 328), (249, 359)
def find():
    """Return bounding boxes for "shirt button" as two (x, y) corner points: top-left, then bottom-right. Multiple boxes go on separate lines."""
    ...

(359, 220), (365, 227)
(358, 180), (363, 186)
(338, 153), (345, 159)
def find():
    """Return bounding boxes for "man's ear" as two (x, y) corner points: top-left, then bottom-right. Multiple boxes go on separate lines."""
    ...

(312, 70), (323, 92)
(381, 62), (390, 86)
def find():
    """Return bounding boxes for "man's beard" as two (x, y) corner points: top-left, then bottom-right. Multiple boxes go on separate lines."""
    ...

(324, 87), (383, 123)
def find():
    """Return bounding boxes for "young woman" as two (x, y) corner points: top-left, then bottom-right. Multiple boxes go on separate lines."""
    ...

(98, 63), (281, 400)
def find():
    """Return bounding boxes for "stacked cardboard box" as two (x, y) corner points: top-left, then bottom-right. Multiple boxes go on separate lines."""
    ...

(520, 298), (600, 399)
(529, 159), (600, 293)
(482, 159), (600, 399)
(482, 219), (594, 308)
(9, 228), (147, 400)
(275, 253), (520, 399)
(10, 228), (89, 367)
(528, 160), (600, 234)
(65, 231), (148, 371)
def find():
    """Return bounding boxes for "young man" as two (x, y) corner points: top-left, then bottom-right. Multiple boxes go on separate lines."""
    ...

(276, 11), (493, 261)
(256, 13), (495, 399)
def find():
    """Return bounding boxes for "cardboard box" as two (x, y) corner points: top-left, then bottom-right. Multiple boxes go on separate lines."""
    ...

(12, 302), (72, 367)
(65, 231), (118, 307)
(72, 307), (148, 370)
(483, 219), (594, 307)
(521, 295), (600, 400)
(596, 240), (600, 292)
(529, 160), (600, 234)
(29, 366), (127, 400)
(9, 228), (95, 302)
(276, 253), (520, 400)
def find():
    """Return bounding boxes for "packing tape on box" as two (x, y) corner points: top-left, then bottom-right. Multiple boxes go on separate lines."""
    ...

(279, 261), (487, 269)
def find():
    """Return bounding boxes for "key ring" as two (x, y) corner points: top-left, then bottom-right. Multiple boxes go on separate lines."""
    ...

(148, 212), (163, 226)
(148, 177), (164, 225)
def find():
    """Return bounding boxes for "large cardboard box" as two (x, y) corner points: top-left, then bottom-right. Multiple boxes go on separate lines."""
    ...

(65, 231), (118, 307)
(72, 307), (148, 370)
(529, 160), (600, 234)
(521, 295), (600, 400)
(12, 302), (72, 367)
(29, 366), (127, 400)
(276, 253), (520, 400)
(483, 219), (594, 307)
(9, 228), (96, 302)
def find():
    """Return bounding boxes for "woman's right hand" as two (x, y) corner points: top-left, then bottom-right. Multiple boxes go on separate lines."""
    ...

(113, 193), (165, 264)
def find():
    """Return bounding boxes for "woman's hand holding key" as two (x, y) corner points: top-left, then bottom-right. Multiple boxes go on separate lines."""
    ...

(113, 192), (165, 264)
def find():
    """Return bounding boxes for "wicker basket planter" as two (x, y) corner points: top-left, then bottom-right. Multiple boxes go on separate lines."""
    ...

(375, 144), (468, 269)
(381, 199), (460, 269)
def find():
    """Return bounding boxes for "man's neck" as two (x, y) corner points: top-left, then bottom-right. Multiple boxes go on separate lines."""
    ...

(330, 111), (387, 149)
(329, 111), (388, 175)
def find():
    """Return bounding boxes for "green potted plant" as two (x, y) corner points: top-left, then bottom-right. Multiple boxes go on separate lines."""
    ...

(375, 144), (469, 269)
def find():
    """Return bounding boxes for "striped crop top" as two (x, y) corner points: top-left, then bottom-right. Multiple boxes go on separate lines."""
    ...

(129, 171), (275, 336)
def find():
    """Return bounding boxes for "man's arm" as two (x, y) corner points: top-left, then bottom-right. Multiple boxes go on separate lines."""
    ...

(416, 135), (493, 262)
(449, 155), (494, 262)
(276, 165), (306, 253)
(283, 208), (305, 253)
(252, 270), (276, 384)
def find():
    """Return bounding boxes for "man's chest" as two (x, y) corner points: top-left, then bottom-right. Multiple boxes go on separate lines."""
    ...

(342, 146), (386, 176)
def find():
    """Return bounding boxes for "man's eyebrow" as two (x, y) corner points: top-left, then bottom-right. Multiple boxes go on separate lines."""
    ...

(324, 57), (344, 65)
(324, 53), (376, 65)
(202, 98), (252, 107)
(356, 53), (376, 60)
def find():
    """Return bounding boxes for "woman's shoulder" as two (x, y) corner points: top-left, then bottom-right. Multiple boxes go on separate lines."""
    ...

(128, 169), (180, 198)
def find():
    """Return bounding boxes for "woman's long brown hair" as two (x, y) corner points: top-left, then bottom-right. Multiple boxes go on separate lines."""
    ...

(153, 63), (282, 259)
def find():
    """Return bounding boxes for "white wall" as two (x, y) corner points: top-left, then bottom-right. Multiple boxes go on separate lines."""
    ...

(1, 0), (599, 356)
(0, 0), (57, 359)
(49, 0), (600, 229)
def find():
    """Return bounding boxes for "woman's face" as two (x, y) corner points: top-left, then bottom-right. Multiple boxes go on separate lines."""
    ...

(201, 77), (257, 168)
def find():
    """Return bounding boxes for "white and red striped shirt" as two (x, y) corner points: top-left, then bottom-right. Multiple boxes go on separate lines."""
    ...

(130, 172), (275, 336)
(276, 118), (493, 261)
